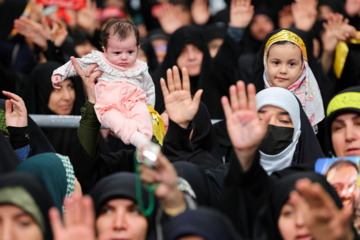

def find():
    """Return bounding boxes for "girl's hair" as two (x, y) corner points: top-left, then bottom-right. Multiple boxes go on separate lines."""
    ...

(100, 19), (140, 48)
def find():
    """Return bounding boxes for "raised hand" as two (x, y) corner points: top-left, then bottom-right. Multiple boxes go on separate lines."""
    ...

(14, 16), (50, 50)
(321, 13), (359, 73)
(221, 81), (272, 171)
(139, 150), (186, 216)
(292, 0), (318, 31)
(290, 178), (354, 240)
(50, 19), (69, 47)
(345, 0), (360, 17)
(158, 3), (187, 34)
(70, 57), (102, 103)
(76, 0), (97, 36)
(49, 192), (96, 240)
(229, 0), (254, 28)
(278, 5), (294, 29)
(3, 91), (28, 128)
(191, 0), (210, 26)
(160, 66), (203, 129)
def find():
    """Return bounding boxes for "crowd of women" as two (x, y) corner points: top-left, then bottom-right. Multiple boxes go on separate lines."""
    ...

(2, 0), (360, 239)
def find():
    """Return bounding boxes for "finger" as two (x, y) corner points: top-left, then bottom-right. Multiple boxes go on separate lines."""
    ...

(86, 0), (91, 9)
(160, 78), (169, 99)
(295, 179), (335, 216)
(166, 68), (175, 93)
(49, 207), (63, 236)
(172, 66), (182, 91)
(92, 70), (103, 80)
(140, 165), (158, 184)
(247, 83), (257, 112)
(192, 89), (203, 110)
(70, 56), (84, 77)
(3, 91), (23, 103)
(82, 195), (96, 227)
(9, 99), (25, 114)
(86, 63), (99, 77)
(71, 192), (82, 225)
(181, 67), (190, 92)
(237, 81), (247, 110)
(229, 85), (239, 112)
(5, 100), (12, 117)
(155, 151), (172, 172)
(221, 96), (232, 120)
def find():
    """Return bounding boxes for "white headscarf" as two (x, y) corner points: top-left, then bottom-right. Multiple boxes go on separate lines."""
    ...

(256, 87), (302, 175)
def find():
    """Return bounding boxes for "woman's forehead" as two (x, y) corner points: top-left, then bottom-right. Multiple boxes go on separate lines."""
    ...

(259, 105), (289, 114)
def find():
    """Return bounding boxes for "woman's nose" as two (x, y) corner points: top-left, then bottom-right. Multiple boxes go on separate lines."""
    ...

(62, 89), (71, 100)
(113, 210), (127, 231)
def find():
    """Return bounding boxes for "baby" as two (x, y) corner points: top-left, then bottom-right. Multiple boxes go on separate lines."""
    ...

(261, 29), (324, 132)
(52, 19), (155, 147)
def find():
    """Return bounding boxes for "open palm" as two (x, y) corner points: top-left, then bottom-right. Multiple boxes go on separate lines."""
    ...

(222, 81), (271, 151)
(161, 66), (202, 128)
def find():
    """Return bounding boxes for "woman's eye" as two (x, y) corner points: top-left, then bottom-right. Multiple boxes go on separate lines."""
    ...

(67, 84), (74, 89)
(332, 126), (343, 131)
(17, 218), (32, 227)
(129, 207), (140, 215)
(283, 210), (293, 216)
(100, 207), (113, 215)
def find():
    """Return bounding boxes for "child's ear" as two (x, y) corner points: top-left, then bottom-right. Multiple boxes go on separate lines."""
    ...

(102, 46), (107, 53)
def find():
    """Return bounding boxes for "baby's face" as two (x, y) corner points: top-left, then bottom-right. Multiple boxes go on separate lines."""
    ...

(266, 43), (303, 89)
(103, 34), (138, 68)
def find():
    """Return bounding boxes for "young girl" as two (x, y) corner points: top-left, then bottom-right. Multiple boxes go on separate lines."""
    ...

(52, 19), (155, 148)
(253, 29), (325, 133)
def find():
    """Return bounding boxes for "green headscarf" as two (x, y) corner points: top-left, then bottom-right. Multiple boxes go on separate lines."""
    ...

(14, 153), (75, 213)
(0, 186), (45, 233)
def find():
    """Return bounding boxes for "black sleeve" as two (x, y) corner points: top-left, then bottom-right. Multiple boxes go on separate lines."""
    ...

(162, 119), (194, 162)
(69, 133), (135, 193)
(219, 150), (270, 239)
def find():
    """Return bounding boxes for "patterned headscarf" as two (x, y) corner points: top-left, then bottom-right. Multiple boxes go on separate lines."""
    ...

(0, 108), (9, 136)
(14, 153), (75, 214)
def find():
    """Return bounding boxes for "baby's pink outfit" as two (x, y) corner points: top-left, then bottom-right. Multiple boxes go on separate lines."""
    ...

(52, 50), (155, 147)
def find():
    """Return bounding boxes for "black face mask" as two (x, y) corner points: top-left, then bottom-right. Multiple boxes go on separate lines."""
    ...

(259, 125), (294, 155)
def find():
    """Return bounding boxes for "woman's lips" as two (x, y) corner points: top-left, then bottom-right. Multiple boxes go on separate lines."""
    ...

(295, 233), (312, 240)
(346, 148), (360, 156)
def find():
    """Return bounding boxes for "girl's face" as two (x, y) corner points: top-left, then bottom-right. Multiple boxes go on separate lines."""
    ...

(48, 79), (75, 115)
(176, 44), (203, 77)
(0, 205), (43, 240)
(266, 43), (303, 89)
(278, 200), (312, 240)
(103, 34), (138, 69)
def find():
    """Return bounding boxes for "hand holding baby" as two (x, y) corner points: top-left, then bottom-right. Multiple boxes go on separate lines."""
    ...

(51, 74), (62, 89)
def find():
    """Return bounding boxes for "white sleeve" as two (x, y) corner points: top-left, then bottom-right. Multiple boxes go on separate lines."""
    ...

(52, 53), (98, 81)
(143, 68), (156, 107)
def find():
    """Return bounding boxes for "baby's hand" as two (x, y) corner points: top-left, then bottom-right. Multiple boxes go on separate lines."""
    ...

(52, 74), (62, 89)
